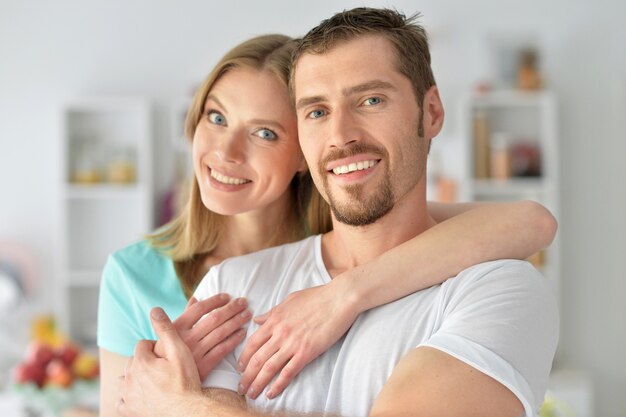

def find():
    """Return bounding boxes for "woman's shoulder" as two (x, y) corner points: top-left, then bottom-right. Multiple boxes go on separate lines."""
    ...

(104, 239), (176, 286)
(110, 239), (169, 264)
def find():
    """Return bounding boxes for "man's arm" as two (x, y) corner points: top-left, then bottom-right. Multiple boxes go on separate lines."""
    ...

(369, 347), (524, 417)
(369, 261), (558, 417)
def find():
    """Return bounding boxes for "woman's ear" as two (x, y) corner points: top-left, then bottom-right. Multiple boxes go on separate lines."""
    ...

(297, 154), (308, 173)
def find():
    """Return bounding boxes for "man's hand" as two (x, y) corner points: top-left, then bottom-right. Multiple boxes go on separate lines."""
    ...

(237, 283), (360, 399)
(154, 294), (250, 380)
(117, 307), (207, 417)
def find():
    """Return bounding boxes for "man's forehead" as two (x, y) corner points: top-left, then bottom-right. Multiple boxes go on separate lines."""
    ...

(293, 37), (403, 100)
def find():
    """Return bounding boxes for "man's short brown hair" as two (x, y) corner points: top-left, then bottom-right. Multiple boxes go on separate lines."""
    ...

(290, 7), (436, 117)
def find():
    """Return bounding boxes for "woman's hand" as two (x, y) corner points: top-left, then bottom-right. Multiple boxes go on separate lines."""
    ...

(237, 280), (361, 399)
(154, 293), (251, 380)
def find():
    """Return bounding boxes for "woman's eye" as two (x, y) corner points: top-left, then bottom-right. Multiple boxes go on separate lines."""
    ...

(254, 128), (277, 141)
(364, 97), (382, 106)
(307, 109), (326, 119)
(207, 111), (227, 126)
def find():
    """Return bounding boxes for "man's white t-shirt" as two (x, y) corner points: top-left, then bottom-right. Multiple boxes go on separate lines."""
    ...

(194, 235), (559, 417)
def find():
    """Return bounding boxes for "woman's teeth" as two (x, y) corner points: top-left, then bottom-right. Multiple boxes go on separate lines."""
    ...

(211, 170), (250, 185)
(332, 160), (378, 175)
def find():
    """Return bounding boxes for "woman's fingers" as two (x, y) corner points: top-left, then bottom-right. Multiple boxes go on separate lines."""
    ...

(253, 310), (270, 325)
(266, 353), (309, 398)
(175, 293), (231, 329)
(190, 297), (248, 338)
(196, 328), (247, 380)
(192, 307), (251, 361)
(237, 324), (272, 374)
(185, 296), (198, 309)
(245, 348), (293, 400)
(237, 337), (279, 397)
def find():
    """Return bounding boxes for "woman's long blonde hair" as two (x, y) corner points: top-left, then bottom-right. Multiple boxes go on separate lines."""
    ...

(148, 34), (331, 297)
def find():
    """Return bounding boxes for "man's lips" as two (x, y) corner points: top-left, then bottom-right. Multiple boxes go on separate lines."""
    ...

(329, 159), (380, 175)
(325, 155), (381, 176)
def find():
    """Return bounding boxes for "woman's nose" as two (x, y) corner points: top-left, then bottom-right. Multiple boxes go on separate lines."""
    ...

(215, 131), (245, 163)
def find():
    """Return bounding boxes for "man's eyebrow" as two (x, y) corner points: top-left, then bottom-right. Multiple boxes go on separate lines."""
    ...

(343, 80), (396, 96)
(296, 95), (326, 111)
(295, 80), (396, 111)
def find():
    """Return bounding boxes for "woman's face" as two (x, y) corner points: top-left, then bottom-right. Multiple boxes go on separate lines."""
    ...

(192, 67), (305, 217)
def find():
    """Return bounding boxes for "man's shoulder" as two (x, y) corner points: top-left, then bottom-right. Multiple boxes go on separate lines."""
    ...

(453, 259), (548, 291)
(216, 235), (320, 274)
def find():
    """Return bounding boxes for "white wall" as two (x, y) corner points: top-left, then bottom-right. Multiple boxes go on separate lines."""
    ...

(1, 0), (625, 415)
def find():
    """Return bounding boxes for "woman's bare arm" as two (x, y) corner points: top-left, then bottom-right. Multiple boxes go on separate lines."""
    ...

(232, 200), (558, 399)
(349, 199), (557, 311)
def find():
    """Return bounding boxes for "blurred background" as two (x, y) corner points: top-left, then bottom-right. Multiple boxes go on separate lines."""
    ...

(1, 0), (624, 416)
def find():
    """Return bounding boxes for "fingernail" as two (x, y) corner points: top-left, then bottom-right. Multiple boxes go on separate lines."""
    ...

(236, 297), (247, 306)
(151, 308), (166, 320)
(247, 387), (256, 398)
(238, 361), (244, 371)
(240, 310), (251, 319)
(238, 383), (246, 394)
(266, 390), (275, 399)
(220, 293), (230, 301)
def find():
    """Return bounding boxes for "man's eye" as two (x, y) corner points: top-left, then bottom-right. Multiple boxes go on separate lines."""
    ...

(254, 128), (277, 141)
(307, 109), (326, 119)
(364, 97), (382, 106)
(207, 111), (227, 126)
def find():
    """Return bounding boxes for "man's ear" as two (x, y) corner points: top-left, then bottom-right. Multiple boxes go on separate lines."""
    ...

(423, 86), (445, 139)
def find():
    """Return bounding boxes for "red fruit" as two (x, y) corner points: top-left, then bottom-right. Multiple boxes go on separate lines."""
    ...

(25, 342), (55, 368)
(45, 358), (74, 388)
(13, 362), (46, 387)
(55, 342), (80, 366)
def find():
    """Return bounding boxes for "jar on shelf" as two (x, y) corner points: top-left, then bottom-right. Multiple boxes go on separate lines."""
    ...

(106, 147), (136, 184)
(490, 132), (512, 180)
(71, 142), (102, 184)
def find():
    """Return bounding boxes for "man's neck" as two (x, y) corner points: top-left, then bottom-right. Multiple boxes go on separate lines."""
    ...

(321, 190), (435, 278)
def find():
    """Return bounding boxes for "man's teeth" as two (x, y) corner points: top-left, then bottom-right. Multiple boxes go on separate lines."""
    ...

(211, 170), (250, 185)
(332, 160), (378, 175)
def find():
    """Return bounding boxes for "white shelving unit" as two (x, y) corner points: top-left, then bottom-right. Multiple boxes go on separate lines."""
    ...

(169, 97), (193, 177)
(57, 97), (153, 347)
(458, 90), (560, 303)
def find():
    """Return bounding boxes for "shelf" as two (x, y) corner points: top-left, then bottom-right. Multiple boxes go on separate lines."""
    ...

(458, 89), (560, 309)
(57, 97), (154, 342)
(64, 183), (148, 199)
(467, 90), (554, 108)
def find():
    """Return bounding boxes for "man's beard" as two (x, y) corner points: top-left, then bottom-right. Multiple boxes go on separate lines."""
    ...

(319, 143), (394, 227)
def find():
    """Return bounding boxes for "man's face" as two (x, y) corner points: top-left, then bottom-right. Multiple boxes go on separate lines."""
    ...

(294, 35), (431, 226)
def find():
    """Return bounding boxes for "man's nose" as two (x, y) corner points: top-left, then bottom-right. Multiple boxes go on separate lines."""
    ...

(328, 108), (361, 148)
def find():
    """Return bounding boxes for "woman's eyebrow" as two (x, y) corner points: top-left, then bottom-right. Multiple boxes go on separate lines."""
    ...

(205, 94), (227, 111)
(249, 118), (286, 132)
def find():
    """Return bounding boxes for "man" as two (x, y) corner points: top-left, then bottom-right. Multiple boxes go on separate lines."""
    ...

(118, 8), (558, 417)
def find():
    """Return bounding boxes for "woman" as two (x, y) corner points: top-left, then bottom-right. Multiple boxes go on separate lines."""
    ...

(98, 34), (556, 416)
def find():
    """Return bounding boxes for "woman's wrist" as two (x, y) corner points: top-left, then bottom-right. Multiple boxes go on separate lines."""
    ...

(329, 265), (373, 316)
